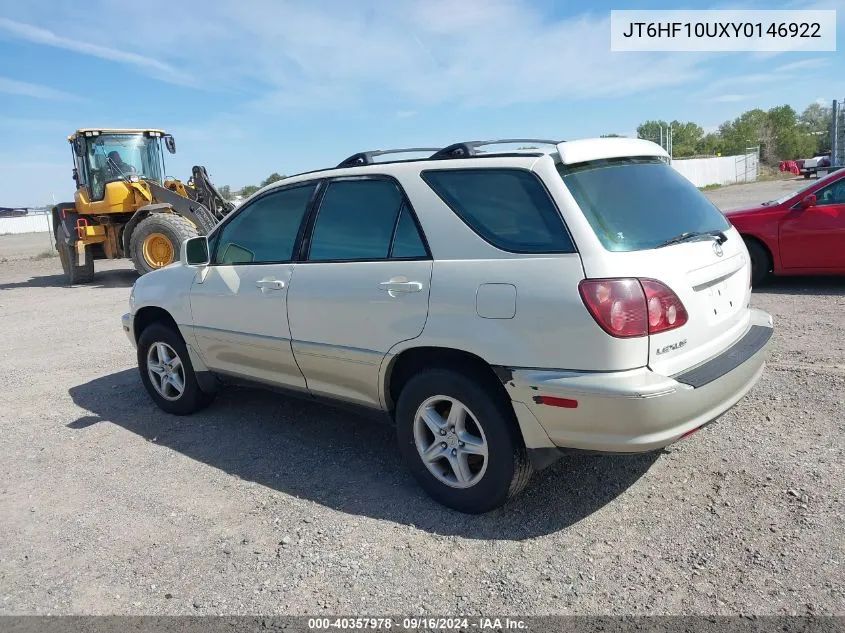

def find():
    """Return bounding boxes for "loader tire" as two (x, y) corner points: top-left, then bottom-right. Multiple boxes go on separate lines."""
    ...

(130, 213), (198, 276)
(56, 234), (94, 285)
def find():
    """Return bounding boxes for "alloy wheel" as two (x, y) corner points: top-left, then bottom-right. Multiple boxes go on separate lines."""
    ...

(146, 342), (185, 401)
(413, 395), (489, 489)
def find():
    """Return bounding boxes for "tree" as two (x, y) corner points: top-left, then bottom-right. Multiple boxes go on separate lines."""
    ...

(635, 99), (825, 165)
(600, 133), (625, 138)
(636, 120), (703, 157)
(799, 102), (833, 153)
(667, 120), (704, 157)
(637, 120), (669, 144)
(239, 184), (260, 197)
(715, 106), (816, 163)
(799, 102), (831, 134)
(697, 133), (725, 156)
(218, 185), (233, 200)
(718, 108), (770, 158)
(764, 105), (797, 162)
(260, 172), (285, 187)
(767, 105), (815, 160)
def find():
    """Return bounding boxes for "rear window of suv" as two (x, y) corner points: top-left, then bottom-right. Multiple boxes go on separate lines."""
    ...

(422, 168), (575, 253)
(557, 157), (731, 252)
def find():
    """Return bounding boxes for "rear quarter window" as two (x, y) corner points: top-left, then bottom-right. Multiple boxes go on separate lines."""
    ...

(421, 168), (575, 254)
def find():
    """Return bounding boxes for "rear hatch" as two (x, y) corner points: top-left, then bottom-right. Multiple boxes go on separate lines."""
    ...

(554, 147), (752, 376)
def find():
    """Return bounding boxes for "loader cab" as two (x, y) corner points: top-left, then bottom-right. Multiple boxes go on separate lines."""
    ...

(69, 129), (176, 202)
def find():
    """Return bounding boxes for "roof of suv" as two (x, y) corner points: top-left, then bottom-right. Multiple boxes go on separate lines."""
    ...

(257, 137), (669, 195)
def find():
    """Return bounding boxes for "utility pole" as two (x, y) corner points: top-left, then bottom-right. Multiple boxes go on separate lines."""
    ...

(668, 125), (673, 159)
(832, 100), (840, 167)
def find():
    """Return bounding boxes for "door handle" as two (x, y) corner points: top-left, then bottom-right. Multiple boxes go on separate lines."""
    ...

(255, 278), (285, 291)
(379, 280), (423, 294)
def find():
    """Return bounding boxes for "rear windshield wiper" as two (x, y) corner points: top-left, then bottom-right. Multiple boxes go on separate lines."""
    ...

(656, 230), (727, 249)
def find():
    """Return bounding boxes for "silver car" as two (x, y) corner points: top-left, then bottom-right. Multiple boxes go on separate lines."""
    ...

(122, 138), (774, 513)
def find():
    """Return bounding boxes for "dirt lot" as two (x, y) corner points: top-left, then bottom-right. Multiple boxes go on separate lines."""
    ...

(704, 177), (805, 210)
(0, 178), (843, 617)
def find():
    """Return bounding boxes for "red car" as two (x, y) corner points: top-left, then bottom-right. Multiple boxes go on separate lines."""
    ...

(725, 168), (845, 285)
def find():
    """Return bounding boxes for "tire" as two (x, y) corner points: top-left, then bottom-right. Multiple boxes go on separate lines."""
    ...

(744, 238), (771, 287)
(395, 368), (533, 513)
(137, 322), (215, 415)
(129, 213), (198, 276)
(56, 232), (94, 285)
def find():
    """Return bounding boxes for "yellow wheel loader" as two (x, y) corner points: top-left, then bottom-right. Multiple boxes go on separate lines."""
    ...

(52, 128), (234, 284)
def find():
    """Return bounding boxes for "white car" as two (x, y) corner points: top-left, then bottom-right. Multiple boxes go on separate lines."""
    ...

(122, 137), (774, 513)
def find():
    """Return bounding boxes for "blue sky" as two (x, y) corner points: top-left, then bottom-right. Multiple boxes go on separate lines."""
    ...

(0, 0), (843, 207)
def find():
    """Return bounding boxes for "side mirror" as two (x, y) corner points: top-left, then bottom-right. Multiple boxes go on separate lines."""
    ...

(164, 134), (176, 154)
(799, 194), (817, 210)
(181, 236), (209, 266)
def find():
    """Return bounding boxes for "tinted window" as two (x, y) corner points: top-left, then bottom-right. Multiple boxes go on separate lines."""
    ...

(815, 177), (845, 206)
(421, 168), (574, 253)
(214, 184), (315, 264)
(390, 204), (427, 258)
(308, 179), (404, 261)
(557, 158), (731, 252)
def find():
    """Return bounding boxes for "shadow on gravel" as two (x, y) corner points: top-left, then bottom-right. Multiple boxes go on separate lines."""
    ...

(0, 268), (137, 290)
(754, 275), (844, 296)
(68, 369), (658, 540)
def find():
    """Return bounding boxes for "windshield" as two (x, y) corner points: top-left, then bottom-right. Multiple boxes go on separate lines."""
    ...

(769, 178), (819, 206)
(86, 134), (164, 200)
(557, 157), (731, 252)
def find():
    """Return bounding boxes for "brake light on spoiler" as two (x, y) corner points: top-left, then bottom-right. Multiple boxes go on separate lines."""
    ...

(578, 278), (688, 338)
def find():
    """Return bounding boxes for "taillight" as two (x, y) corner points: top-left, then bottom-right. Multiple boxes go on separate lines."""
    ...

(578, 279), (647, 338)
(641, 279), (688, 334)
(578, 278), (687, 338)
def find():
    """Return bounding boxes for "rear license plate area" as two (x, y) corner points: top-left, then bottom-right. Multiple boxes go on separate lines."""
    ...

(706, 279), (738, 322)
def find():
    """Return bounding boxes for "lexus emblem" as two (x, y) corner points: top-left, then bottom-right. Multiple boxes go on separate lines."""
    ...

(712, 241), (723, 257)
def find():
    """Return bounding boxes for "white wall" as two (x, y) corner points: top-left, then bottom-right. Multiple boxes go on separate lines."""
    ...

(0, 213), (51, 235)
(672, 152), (758, 188)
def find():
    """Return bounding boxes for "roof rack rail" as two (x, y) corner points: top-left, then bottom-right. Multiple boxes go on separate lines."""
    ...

(429, 138), (562, 160)
(336, 147), (442, 168)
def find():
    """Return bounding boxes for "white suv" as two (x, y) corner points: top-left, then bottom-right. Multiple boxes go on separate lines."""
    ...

(122, 137), (774, 513)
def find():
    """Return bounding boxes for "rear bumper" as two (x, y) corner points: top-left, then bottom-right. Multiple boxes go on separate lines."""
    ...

(505, 308), (774, 453)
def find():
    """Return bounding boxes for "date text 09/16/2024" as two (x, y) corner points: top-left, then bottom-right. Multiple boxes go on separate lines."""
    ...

(308, 617), (528, 630)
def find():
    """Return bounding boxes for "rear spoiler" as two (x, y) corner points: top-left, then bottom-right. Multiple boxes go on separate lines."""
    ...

(557, 138), (669, 165)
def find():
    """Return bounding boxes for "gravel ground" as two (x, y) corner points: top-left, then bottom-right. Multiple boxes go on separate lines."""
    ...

(0, 179), (843, 617)
(0, 232), (57, 262)
(704, 177), (809, 211)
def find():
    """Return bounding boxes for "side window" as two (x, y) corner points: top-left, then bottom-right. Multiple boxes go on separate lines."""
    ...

(308, 179), (407, 261)
(88, 152), (105, 200)
(73, 153), (88, 187)
(815, 178), (845, 206)
(421, 168), (575, 253)
(213, 184), (315, 264)
(390, 204), (427, 258)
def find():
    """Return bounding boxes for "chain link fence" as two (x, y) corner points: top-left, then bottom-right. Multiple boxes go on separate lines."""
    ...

(734, 146), (761, 182)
